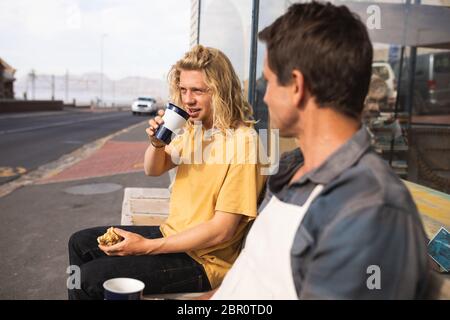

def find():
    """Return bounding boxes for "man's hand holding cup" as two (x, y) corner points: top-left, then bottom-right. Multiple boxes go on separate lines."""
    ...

(146, 103), (190, 148)
(146, 109), (166, 149)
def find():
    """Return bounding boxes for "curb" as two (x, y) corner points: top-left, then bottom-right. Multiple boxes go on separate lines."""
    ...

(0, 120), (148, 198)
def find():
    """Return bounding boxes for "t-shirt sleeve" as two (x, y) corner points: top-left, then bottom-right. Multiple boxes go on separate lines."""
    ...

(215, 163), (265, 218)
(296, 205), (428, 299)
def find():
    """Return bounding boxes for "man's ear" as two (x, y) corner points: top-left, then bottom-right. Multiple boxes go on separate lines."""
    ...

(291, 69), (305, 108)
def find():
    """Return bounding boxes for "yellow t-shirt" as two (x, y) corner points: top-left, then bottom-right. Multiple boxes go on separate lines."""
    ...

(160, 125), (266, 289)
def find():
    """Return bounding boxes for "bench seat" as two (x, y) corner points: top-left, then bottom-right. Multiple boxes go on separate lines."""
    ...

(120, 182), (450, 299)
(121, 187), (170, 226)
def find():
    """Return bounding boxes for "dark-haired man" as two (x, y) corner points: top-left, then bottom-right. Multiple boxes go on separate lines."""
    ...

(210, 1), (429, 299)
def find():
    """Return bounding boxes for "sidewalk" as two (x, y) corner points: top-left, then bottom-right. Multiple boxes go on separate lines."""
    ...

(0, 121), (169, 299)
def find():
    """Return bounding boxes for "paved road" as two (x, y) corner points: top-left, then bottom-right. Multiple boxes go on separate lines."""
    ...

(0, 109), (149, 185)
(0, 121), (169, 299)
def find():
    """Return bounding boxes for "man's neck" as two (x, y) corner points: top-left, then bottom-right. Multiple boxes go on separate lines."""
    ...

(202, 118), (213, 131)
(293, 105), (360, 181)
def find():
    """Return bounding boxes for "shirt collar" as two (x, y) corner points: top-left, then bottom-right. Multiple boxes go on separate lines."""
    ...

(270, 126), (372, 190)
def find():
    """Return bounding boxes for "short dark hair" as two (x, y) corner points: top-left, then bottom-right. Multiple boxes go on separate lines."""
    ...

(258, 1), (373, 118)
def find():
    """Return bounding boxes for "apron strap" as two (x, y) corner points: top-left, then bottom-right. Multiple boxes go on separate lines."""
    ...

(303, 184), (324, 209)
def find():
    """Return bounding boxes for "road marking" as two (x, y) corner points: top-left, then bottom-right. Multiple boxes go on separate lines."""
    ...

(0, 112), (128, 135)
(0, 166), (27, 177)
(0, 111), (70, 120)
(63, 140), (83, 144)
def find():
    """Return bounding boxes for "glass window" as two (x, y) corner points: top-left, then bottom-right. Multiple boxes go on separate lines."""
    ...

(197, 0), (450, 192)
(434, 52), (450, 73)
(253, 0), (290, 133)
(199, 0), (253, 92)
(254, 1), (450, 193)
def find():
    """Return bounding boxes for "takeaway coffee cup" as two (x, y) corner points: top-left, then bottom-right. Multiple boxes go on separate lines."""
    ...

(103, 277), (145, 300)
(154, 103), (190, 145)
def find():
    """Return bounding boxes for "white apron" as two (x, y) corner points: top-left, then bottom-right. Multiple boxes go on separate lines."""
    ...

(212, 184), (324, 300)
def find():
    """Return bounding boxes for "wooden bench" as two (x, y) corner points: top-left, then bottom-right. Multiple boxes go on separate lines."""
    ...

(120, 187), (170, 226)
(120, 180), (449, 299)
(121, 181), (449, 239)
(404, 180), (450, 240)
(403, 181), (450, 299)
(120, 168), (176, 226)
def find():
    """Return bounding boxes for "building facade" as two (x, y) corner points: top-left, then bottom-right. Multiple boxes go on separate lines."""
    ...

(0, 57), (16, 99)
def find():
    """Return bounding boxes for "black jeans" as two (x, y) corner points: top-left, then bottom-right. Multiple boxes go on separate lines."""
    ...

(68, 226), (211, 300)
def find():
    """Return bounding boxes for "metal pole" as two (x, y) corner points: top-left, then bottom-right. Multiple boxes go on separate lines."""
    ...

(197, 0), (201, 45)
(65, 69), (69, 102)
(248, 0), (260, 107)
(406, 0), (420, 118)
(389, 46), (405, 166)
(30, 70), (36, 100)
(100, 34), (104, 107)
(51, 74), (55, 100)
(389, 0), (413, 167)
(112, 80), (115, 107)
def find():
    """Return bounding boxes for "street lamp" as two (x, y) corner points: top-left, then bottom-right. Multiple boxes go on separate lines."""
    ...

(100, 33), (108, 107)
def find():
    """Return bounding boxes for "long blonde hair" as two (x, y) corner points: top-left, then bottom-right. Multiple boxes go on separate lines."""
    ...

(168, 45), (254, 130)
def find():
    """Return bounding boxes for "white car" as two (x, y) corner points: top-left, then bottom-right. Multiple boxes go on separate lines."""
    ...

(131, 97), (158, 115)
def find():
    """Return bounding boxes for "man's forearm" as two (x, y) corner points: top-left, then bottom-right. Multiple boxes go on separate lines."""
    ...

(150, 220), (232, 254)
(144, 144), (168, 176)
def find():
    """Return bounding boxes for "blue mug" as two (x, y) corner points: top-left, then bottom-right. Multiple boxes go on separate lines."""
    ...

(103, 278), (145, 300)
(154, 103), (190, 145)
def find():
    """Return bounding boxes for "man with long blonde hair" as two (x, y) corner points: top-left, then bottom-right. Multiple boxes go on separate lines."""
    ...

(68, 45), (265, 299)
(168, 45), (254, 130)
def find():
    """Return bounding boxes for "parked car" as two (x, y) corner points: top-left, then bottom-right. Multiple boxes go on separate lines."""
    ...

(395, 51), (450, 114)
(131, 97), (157, 115)
(372, 61), (397, 109)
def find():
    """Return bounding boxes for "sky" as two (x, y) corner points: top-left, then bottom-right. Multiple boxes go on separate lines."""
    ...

(0, 0), (191, 80)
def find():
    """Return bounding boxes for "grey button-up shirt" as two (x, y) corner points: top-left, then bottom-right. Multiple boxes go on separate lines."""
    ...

(259, 126), (429, 299)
